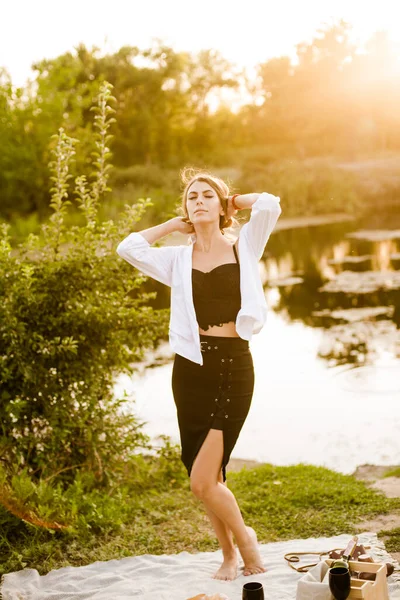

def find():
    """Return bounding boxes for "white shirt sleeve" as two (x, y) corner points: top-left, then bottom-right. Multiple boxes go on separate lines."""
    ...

(116, 232), (178, 287)
(239, 192), (282, 260)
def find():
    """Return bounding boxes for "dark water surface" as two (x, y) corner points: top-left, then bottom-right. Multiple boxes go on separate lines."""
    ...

(114, 208), (400, 474)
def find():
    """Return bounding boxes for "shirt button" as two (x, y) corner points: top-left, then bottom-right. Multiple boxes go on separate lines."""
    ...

(229, 358), (233, 362)
(221, 358), (225, 362)
(227, 399), (230, 402)
(208, 346), (211, 350)
(215, 398), (218, 402)
(211, 413), (214, 417)
(214, 346), (218, 349)
(225, 415), (228, 418)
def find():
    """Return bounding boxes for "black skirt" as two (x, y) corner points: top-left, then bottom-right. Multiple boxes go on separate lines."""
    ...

(171, 334), (255, 482)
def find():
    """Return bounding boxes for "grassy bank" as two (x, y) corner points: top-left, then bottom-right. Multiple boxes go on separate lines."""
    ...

(1, 460), (399, 578)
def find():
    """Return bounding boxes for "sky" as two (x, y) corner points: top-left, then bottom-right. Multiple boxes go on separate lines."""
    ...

(2, 0), (400, 88)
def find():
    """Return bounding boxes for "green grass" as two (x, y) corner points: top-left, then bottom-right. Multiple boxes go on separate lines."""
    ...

(384, 468), (400, 478)
(380, 528), (400, 554)
(1, 463), (399, 578)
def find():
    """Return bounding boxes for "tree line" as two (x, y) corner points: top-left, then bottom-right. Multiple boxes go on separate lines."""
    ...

(1, 19), (399, 220)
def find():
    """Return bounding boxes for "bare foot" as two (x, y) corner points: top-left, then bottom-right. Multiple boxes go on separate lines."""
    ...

(212, 552), (238, 581)
(238, 526), (267, 576)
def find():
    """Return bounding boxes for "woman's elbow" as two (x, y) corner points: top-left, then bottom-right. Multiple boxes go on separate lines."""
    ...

(116, 240), (127, 258)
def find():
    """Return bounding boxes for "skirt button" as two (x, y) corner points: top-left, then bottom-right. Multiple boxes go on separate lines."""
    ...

(221, 358), (225, 362)
(214, 346), (218, 349)
(211, 413), (214, 417)
(208, 346), (211, 350)
(225, 415), (228, 418)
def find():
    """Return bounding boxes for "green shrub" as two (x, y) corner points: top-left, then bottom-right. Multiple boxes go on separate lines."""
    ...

(0, 437), (187, 541)
(0, 82), (169, 491)
(110, 164), (177, 189)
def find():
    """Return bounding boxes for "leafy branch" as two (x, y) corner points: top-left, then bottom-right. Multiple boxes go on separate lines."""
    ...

(75, 81), (117, 229)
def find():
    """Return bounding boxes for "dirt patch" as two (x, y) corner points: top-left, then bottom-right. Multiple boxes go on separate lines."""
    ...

(353, 465), (400, 498)
(353, 464), (400, 482)
(370, 477), (400, 499)
(354, 513), (400, 534)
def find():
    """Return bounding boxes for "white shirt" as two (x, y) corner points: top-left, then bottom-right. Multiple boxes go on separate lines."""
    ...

(117, 192), (282, 365)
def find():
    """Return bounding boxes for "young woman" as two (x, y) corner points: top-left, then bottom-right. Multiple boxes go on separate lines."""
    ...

(117, 169), (282, 581)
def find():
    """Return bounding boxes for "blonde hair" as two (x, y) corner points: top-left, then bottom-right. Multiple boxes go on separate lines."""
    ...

(178, 167), (239, 234)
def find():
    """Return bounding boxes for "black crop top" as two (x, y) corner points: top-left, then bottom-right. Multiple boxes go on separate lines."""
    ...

(192, 244), (241, 331)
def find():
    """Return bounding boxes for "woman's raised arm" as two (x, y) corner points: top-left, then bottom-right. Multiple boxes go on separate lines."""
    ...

(236, 192), (282, 261)
(135, 217), (193, 244)
(116, 217), (192, 287)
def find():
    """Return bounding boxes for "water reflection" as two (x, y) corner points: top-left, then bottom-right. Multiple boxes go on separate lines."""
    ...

(264, 211), (400, 368)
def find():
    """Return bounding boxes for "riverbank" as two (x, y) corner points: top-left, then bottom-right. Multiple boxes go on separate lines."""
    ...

(7, 152), (400, 245)
(164, 211), (356, 247)
(228, 458), (400, 563)
(1, 460), (399, 578)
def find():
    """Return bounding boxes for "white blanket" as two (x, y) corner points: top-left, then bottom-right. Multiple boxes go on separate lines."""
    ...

(1, 532), (399, 600)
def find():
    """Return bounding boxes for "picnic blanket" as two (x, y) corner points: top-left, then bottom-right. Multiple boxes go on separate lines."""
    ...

(1, 532), (400, 599)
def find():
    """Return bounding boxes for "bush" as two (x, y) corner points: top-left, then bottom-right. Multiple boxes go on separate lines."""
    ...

(0, 437), (187, 540)
(0, 82), (170, 491)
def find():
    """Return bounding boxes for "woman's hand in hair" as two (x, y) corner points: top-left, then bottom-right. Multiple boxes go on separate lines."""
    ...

(226, 196), (239, 220)
(170, 217), (195, 234)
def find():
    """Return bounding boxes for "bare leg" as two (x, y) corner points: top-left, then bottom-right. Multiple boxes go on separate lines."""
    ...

(203, 472), (237, 580)
(190, 429), (266, 578)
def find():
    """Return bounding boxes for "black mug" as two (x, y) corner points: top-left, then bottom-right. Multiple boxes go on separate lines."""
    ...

(242, 581), (264, 600)
(329, 566), (351, 600)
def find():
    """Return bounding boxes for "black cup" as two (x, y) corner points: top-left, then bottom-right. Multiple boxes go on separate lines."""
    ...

(329, 566), (351, 600)
(242, 581), (264, 600)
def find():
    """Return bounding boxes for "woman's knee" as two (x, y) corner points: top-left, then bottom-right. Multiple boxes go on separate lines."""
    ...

(189, 428), (224, 497)
(190, 474), (217, 498)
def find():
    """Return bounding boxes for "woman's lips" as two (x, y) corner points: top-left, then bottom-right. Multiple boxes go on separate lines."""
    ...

(194, 209), (206, 214)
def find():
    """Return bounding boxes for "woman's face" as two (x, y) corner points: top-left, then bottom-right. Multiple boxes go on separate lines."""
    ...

(186, 180), (224, 227)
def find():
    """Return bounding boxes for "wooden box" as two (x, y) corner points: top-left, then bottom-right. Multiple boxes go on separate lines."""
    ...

(325, 558), (389, 600)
